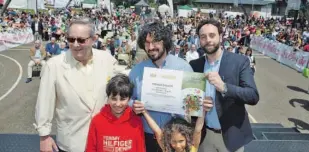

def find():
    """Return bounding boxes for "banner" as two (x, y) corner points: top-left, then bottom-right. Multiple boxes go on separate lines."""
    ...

(277, 45), (298, 69)
(0, 28), (34, 52)
(250, 36), (309, 73)
(295, 51), (309, 72)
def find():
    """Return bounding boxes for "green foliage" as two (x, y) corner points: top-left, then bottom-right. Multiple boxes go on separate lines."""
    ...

(149, 3), (158, 8)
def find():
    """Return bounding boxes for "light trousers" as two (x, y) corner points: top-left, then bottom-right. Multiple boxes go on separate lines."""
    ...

(28, 60), (46, 78)
(34, 32), (42, 41)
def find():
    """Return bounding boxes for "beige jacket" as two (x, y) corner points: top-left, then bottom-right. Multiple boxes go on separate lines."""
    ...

(30, 47), (46, 60)
(117, 44), (132, 54)
(34, 49), (116, 152)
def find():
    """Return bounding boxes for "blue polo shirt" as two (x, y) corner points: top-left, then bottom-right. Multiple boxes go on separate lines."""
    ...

(204, 52), (223, 129)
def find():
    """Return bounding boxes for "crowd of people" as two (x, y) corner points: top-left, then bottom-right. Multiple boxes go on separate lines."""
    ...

(0, 5), (308, 152)
(2, 7), (309, 73)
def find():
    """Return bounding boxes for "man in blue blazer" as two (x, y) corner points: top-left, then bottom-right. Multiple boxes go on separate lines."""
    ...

(45, 37), (60, 57)
(170, 45), (185, 60)
(189, 19), (259, 152)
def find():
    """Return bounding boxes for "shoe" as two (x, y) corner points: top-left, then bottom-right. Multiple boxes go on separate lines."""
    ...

(25, 78), (32, 83)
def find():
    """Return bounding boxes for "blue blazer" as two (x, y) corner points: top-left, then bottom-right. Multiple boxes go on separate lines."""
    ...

(45, 43), (60, 55)
(189, 51), (259, 151)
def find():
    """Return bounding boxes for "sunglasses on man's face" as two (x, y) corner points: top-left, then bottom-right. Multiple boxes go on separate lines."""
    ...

(67, 36), (91, 44)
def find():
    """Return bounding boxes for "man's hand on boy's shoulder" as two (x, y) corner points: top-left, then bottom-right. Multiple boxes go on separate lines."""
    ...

(132, 100), (145, 115)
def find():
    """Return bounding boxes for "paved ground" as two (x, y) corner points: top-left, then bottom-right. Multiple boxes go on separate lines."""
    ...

(0, 43), (309, 135)
(247, 52), (309, 133)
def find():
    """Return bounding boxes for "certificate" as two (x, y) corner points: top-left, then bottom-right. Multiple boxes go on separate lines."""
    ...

(141, 67), (206, 117)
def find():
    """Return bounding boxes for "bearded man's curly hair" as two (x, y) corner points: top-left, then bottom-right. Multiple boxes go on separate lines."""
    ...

(137, 21), (173, 53)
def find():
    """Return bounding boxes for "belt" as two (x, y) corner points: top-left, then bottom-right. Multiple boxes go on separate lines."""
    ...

(206, 126), (222, 134)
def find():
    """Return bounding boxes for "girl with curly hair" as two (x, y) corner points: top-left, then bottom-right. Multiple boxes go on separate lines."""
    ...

(142, 110), (205, 152)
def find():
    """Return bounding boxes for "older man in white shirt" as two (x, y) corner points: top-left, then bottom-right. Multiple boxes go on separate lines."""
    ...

(186, 44), (199, 62)
(34, 18), (116, 152)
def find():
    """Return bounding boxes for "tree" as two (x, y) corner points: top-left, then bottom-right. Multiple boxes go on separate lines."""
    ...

(148, 0), (157, 8)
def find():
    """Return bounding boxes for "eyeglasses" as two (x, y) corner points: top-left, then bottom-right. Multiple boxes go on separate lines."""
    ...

(145, 41), (162, 47)
(67, 36), (91, 44)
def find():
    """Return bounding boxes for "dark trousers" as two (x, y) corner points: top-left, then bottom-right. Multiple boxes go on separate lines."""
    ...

(55, 34), (61, 41)
(251, 67), (255, 74)
(101, 30), (108, 39)
(144, 132), (162, 152)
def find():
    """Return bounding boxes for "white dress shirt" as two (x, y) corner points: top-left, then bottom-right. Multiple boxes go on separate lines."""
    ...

(186, 50), (199, 62)
(35, 22), (39, 32)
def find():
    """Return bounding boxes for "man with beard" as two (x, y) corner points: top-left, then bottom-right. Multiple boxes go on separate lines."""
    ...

(128, 22), (193, 152)
(189, 19), (259, 152)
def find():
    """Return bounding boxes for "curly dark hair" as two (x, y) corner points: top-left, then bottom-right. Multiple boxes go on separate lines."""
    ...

(137, 21), (173, 53)
(162, 117), (194, 152)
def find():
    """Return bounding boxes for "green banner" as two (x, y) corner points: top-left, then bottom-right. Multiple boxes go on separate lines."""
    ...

(83, 0), (97, 4)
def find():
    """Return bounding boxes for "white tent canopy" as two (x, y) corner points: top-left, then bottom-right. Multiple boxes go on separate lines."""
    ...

(158, 4), (169, 13)
(4, 0), (45, 9)
(135, 0), (149, 7)
(158, 4), (170, 16)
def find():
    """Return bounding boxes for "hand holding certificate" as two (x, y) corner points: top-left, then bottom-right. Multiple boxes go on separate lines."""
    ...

(141, 67), (206, 117)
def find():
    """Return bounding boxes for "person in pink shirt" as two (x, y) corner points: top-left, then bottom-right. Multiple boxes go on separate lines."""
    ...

(303, 42), (309, 52)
